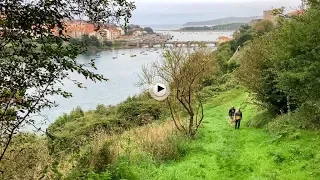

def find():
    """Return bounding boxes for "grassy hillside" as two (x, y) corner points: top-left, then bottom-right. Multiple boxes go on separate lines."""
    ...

(127, 88), (320, 180)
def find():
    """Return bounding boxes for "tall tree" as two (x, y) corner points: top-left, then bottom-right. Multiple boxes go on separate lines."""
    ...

(140, 48), (216, 136)
(0, 0), (135, 162)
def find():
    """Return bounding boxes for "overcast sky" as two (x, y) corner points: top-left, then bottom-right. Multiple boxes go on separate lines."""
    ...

(129, 0), (302, 25)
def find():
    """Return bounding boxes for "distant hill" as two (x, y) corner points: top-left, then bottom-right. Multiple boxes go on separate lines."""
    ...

(183, 16), (260, 26)
(180, 23), (247, 31)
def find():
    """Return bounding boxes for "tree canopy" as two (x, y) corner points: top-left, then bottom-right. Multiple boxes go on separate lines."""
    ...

(236, 5), (320, 114)
(0, 0), (135, 162)
(143, 27), (154, 34)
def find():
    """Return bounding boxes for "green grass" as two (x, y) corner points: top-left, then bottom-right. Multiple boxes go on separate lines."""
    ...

(132, 88), (320, 180)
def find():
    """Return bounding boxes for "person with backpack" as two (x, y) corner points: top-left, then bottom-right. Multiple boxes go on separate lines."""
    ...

(234, 107), (242, 129)
(228, 106), (236, 126)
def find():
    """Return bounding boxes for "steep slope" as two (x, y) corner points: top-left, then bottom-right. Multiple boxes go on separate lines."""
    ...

(139, 89), (320, 180)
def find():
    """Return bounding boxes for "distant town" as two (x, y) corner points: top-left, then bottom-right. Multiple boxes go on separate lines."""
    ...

(48, 8), (304, 48)
(51, 20), (172, 45)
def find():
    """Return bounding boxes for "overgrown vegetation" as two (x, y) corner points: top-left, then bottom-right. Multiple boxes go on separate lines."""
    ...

(141, 48), (217, 137)
(0, 0), (135, 166)
(69, 34), (119, 54)
(237, 3), (320, 128)
(2, 0), (320, 179)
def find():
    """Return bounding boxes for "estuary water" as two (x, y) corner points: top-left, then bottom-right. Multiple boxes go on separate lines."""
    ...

(33, 31), (233, 130)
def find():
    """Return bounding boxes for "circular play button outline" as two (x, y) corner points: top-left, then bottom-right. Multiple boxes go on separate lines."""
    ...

(149, 83), (170, 101)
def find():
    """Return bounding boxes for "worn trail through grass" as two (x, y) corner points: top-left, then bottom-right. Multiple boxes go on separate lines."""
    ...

(145, 89), (320, 180)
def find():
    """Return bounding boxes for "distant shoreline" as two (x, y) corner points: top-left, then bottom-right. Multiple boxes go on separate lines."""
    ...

(156, 29), (235, 32)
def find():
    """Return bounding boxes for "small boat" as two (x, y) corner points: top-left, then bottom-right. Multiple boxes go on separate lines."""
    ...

(113, 57), (117, 59)
(143, 53), (148, 55)
(122, 53), (125, 55)
(130, 50), (136, 57)
(96, 53), (101, 58)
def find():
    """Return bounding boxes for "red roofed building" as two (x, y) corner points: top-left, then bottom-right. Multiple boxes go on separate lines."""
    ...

(51, 21), (125, 40)
(218, 36), (233, 44)
(287, 9), (305, 16)
(52, 21), (98, 39)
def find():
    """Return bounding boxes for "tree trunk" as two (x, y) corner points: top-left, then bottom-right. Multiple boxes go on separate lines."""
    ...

(189, 115), (194, 136)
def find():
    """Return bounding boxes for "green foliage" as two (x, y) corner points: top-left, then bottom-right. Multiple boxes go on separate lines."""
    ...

(117, 95), (165, 127)
(252, 20), (275, 36)
(69, 35), (115, 54)
(234, 33), (254, 47)
(46, 93), (168, 173)
(66, 142), (114, 179)
(86, 171), (112, 180)
(71, 106), (85, 118)
(109, 158), (139, 180)
(134, 89), (320, 179)
(237, 7), (320, 115)
(94, 104), (113, 116)
(103, 41), (113, 47)
(0, 134), (54, 179)
(268, 104), (320, 131)
(213, 42), (235, 74)
(246, 110), (276, 128)
(0, 0), (135, 161)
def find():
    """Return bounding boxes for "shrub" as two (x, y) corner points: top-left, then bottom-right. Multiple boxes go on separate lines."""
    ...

(87, 171), (112, 180)
(70, 106), (85, 119)
(0, 134), (54, 180)
(110, 158), (138, 180)
(268, 104), (320, 131)
(246, 110), (276, 128)
(117, 96), (165, 126)
(103, 41), (113, 47)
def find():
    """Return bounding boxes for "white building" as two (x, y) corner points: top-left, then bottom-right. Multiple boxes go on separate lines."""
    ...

(98, 29), (112, 40)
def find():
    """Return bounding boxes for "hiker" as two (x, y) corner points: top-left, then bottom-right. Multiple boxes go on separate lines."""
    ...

(234, 107), (242, 129)
(228, 106), (236, 125)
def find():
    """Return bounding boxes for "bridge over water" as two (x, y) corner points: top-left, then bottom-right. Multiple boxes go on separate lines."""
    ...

(119, 41), (218, 48)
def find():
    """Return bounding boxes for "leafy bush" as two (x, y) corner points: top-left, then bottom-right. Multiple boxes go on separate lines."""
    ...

(0, 134), (54, 180)
(117, 95), (166, 127)
(246, 110), (276, 128)
(268, 104), (320, 131)
(110, 158), (139, 180)
(237, 7), (320, 116)
(103, 41), (113, 47)
(86, 171), (112, 180)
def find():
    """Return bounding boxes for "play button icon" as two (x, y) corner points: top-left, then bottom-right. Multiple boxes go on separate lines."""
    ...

(158, 85), (164, 92)
(149, 83), (170, 101)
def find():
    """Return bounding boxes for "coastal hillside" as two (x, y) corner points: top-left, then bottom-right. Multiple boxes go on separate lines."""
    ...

(183, 16), (259, 26)
(180, 23), (247, 31)
(2, 1), (320, 179)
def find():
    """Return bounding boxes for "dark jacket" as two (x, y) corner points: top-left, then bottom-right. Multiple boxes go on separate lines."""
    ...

(229, 108), (235, 116)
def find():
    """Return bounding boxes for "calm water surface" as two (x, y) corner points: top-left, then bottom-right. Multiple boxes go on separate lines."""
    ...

(33, 31), (233, 130)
